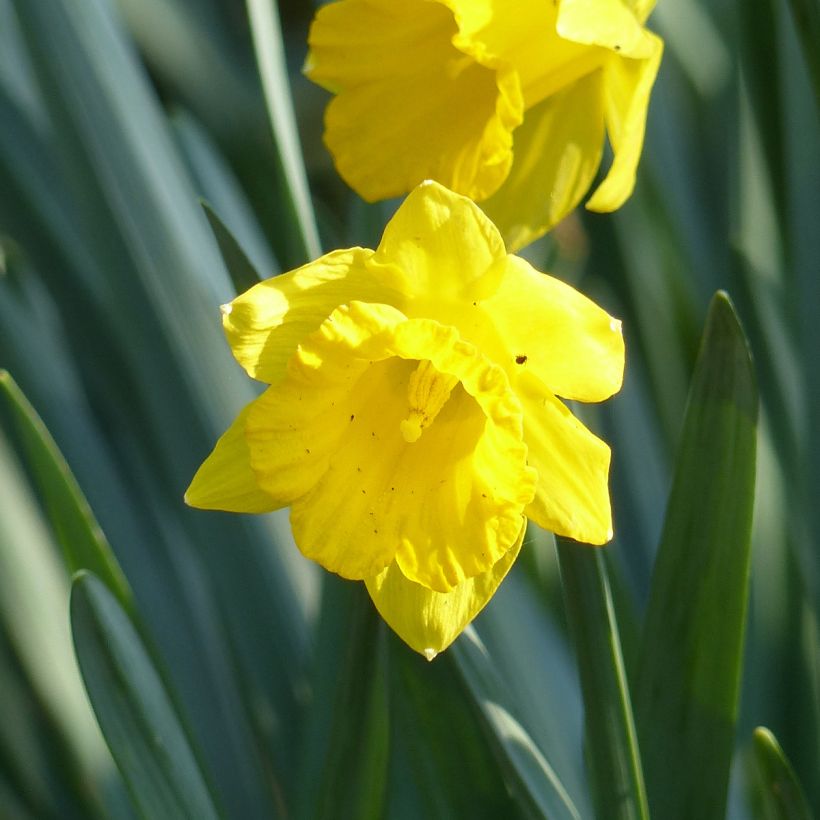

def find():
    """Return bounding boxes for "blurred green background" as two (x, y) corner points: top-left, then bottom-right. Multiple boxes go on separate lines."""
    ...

(0, 0), (817, 818)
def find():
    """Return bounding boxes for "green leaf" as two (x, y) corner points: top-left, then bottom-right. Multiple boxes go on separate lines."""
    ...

(294, 578), (389, 820)
(634, 291), (758, 820)
(202, 202), (264, 296)
(452, 628), (582, 820)
(0, 371), (132, 610)
(246, 0), (321, 266)
(70, 571), (222, 820)
(388, 636), (526, 820)
(783, 0), (820, 108)
(557, 544), (648, 820)
(752, 727), (813, 820)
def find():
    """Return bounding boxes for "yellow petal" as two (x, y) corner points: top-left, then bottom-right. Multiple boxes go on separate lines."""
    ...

(622, 0), (657, 25)
(518, 373), (614, 544)
(585, 32), (663, 212)
(557, 0), (656, 58)
(248, 300), (534, 588)
(184, 404), (277, 513)
(305, 0), (521, 201)
(222, 247), (401, 384)
(480, 71), (606, 251)
(370, 180), (506, 302)
(365, 517), (526, 658)
(482, 255), (624, 401)
(447, 0), (602, 110)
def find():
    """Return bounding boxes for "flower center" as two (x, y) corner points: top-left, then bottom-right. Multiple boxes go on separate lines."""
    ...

(399, 359), (459, 443)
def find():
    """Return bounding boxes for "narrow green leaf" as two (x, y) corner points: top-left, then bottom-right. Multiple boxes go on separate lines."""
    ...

(246, 0), (322, 266)
(0, 371), (131, 610)
(752, 727), (813, 820)
(295, 578), (389, 820)
(634, 291), (758, 820)
(202, 202), (264, 296)
(388, 637), (526, 820)
(70, 572), (221, 820)
(453, 629), (582, 820)
(783, 0), (820, 107)
(557, 544), (648, 820)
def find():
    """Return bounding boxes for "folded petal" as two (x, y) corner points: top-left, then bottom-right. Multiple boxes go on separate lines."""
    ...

(585, 32), (663, 212)
(184, 404), (277, 513)
(306, 0), (521, 201)
(480, 71), (606, 250)
(222, 247), (402, 384)
(481, 255), (624, 401)
(370, 180), (507, 301)
(248, 300), (534, 589)
(518, 373), (613, 544)
(365, 517), (526, 658)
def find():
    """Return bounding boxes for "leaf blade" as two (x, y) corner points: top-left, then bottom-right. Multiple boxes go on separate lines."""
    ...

(0, 371), (132, 610)
(634, 291), (758, 820)
(557, 544), (649, 820)
(70, 572), (222, 820)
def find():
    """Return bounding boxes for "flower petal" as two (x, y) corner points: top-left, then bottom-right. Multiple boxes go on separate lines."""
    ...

(480, 71), (606, 251)
(481, 255), (624, 401)
(248, 300), (534, 589)
(305, 0), (521, 201)
(365, 517), (526, 658)
(519, 373), (613, 544)
(222, 247), (402, 384)
(370, 180), (507, 301)
(557, 0), (656, 58)
(585, 32), (663, 212)
(184, 404), (277, 513)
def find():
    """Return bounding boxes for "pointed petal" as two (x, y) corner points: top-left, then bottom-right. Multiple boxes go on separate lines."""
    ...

(482, 255), (624, 401)
(365, 517), (526, 657)
(481, 71), (605, 250)
(306, 0), (521, 201)
(519, 374), (613, 544)
(222, 247), (401, 384)
(185, 404), (277, 513)
(585, 32), (663, 212)
(371, 180), (507, 300)
(250, 300), (534, 588)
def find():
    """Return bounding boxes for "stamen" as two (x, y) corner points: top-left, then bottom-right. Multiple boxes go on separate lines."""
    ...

(400, 360), (459, 443)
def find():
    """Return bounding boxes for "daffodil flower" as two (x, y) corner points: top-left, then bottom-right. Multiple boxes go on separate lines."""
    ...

(305, 0), (663, 251)
(186, 182), (624, 658)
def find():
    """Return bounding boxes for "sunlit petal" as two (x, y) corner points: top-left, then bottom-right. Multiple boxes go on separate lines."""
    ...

(365, 517), (526, 658)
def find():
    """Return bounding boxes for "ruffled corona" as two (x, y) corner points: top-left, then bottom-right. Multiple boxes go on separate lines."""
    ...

(305, 0), (663, 250)
(186, 182), (625, 656)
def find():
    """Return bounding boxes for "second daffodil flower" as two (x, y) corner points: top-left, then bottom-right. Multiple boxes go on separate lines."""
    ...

(186, 182), (624, 658)
(305, 0), (663, 251)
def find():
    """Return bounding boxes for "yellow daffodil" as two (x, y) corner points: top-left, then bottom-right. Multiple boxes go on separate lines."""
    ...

(305, 0), (663, 250)
(186, 181), (624, 658)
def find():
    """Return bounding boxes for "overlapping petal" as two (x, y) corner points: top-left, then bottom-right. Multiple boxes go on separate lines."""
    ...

(482, 255), (624, 401)
(480, 71), (606, 251)
(222, 248), (400, 384)
(368, 180), (506, 301)
(365, 517), (526, 658)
